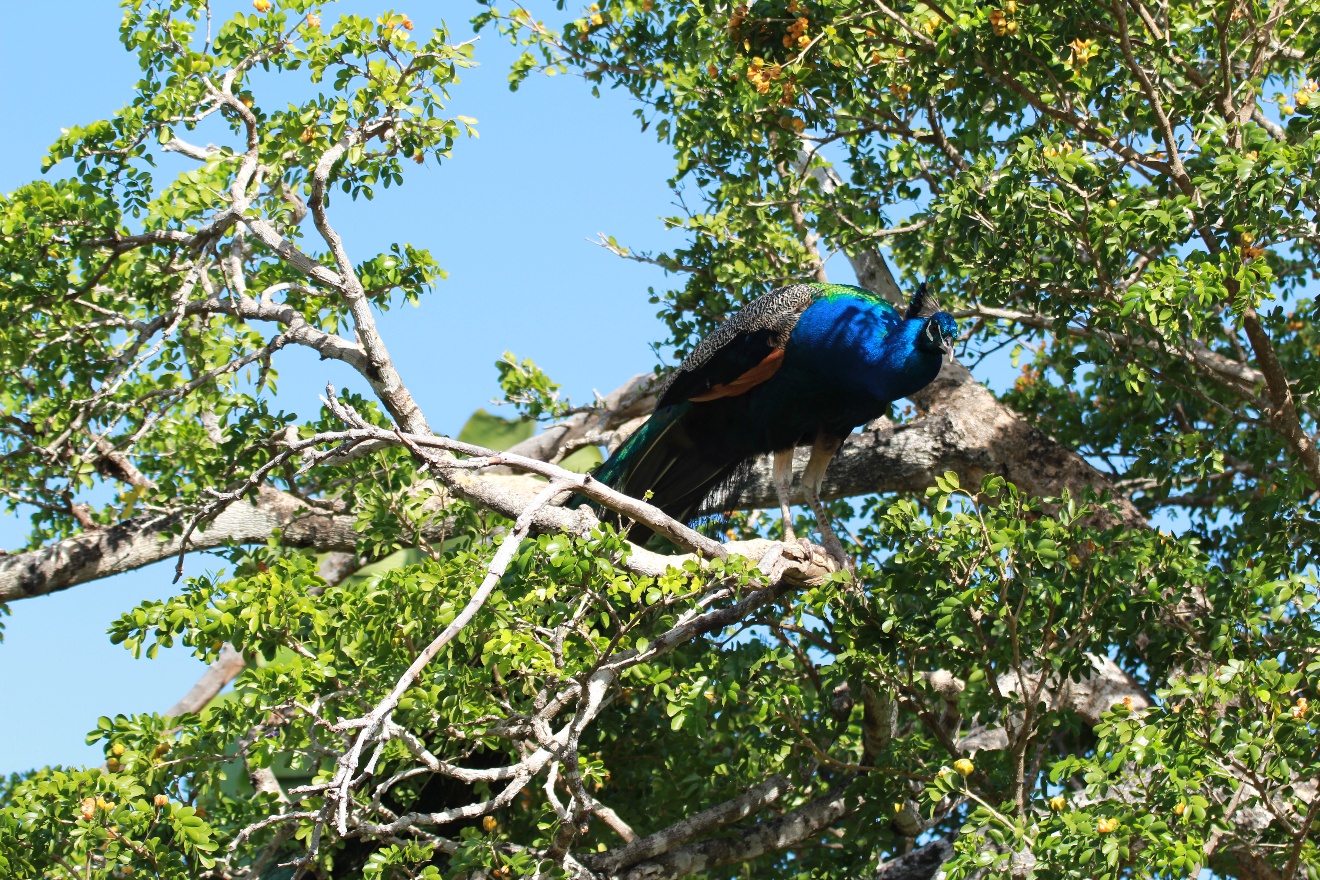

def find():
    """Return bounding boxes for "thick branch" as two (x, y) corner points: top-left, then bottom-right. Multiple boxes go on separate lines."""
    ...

(589, 776), (792, 873)
(0, 487), (368, 603)
(606, 788), (859, 880)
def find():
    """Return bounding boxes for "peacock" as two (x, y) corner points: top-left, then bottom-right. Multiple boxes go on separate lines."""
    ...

(590, 281), (957, 564)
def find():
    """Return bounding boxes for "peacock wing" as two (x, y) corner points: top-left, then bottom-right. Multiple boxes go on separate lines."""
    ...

(656, 284), (820, 407)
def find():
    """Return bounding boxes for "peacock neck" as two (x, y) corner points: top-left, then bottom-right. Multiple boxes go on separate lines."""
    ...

(862, 318), (943, 403)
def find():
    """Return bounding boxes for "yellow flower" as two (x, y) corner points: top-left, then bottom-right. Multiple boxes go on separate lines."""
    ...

(80, 797), (97, 820)
(155, 794), (170, 808)
(1049, 794), (1066, 811)
(1068, 37), (1097, 66)
(1097, 817), (1120, 833)
(253, 0), (272, 12)
(482, 815), (499, 832)
(1173, 801), (1186, 816)
(306, 13), (320, 28)
(1292, 697), (1309, 719)
(954, 758), (975, 776)
(591, 12), (604, 25)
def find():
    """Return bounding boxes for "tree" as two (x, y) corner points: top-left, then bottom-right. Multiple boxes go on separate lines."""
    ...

(1, 0), (1317, 877)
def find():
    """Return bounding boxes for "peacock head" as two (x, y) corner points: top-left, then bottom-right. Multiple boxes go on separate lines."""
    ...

(906, 283), (958, 358)
(918, 312), (958, 358)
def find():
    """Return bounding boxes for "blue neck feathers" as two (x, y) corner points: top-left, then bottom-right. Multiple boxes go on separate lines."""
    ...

(788, 295), (944, 404)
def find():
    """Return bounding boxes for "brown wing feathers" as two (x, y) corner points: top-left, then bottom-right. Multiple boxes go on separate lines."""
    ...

(656, 284), (817, 407)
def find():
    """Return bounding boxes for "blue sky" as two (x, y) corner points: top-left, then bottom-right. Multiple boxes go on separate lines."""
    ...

(0, 0), (703, 773)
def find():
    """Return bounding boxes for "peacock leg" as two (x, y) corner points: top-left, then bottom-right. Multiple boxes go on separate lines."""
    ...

(772, 448), (796, 541)
(801, 431), (849, 568)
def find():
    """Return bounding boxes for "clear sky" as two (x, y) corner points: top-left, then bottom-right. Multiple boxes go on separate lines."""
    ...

(0, 0), (704, 773)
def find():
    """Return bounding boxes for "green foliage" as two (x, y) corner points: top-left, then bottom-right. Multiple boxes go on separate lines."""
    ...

(0, 0), (469, 545)
(457, 408), (537, 451)
(495, 351), (572, 420)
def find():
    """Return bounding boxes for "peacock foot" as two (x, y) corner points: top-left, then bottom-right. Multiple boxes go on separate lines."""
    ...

(780, 537), (846, 574)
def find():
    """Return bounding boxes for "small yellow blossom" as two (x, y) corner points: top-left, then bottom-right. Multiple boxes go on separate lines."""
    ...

(953, 758), (975, 776)
(1173, 801), (1187, 816)
(1097, 817), (1120, 833)
(1049, 794), (1066, 811)
(1291, 696), (1309, 719)
(253, 0), (272, 12)
(482, 815), (499, 832)
(80, 797), (97, 820)
(155, 794), (170, 808)
(306, 13), (320, 28)
(729, 3), (748, 35)
(1068, 37), (1097, 66)
(783, 16), (810, 49)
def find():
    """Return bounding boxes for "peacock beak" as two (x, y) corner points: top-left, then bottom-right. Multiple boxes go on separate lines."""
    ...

(939, 336), (955, 358)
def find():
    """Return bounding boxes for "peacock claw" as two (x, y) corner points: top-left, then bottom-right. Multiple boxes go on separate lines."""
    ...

(779, 537), (847, 574)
